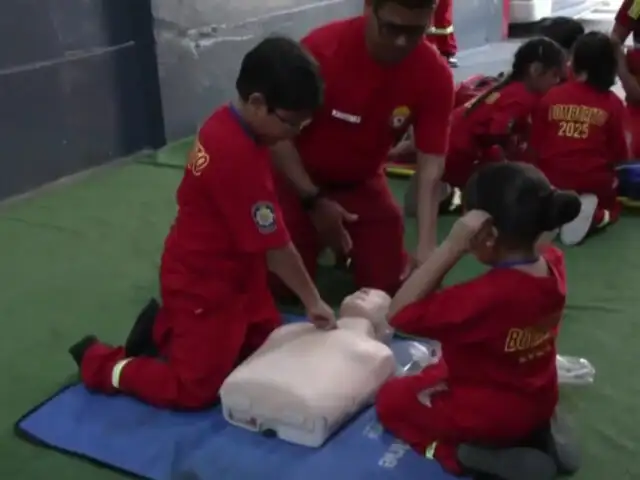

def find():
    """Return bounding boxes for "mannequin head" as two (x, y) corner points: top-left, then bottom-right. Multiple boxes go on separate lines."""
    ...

(339, 289), (392, 340)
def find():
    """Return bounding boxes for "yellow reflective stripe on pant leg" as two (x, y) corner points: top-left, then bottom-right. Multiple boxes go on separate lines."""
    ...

(425, 441), (438, 459)
(427, 26), (454, 35)
(111, 358), (133, 389)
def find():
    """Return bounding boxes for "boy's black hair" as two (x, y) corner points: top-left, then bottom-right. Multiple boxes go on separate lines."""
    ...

(465, 37), (565, 115)
(572, 31), (618, 91)
(538, 16), (585, 51)
(464, 162), (581, 248)
(236, 36), (323, 112)
(371, 0), (437, 10)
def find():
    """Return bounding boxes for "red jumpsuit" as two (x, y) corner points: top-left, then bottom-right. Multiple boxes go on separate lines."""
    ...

(625, 48), (640, 158)
(273, 16), (454, 295)
(376, 246), (565, 474)
(79, 105), (290, 409)
(445, 81), (540, 188)
(530, 80), (629, 226)
(425, 0), (458, 57)
(454, 74), (502, 108)
(616, 0), (640, 158)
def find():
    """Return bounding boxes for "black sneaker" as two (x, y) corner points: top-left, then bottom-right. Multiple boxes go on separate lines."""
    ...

(439, 186), (462, 214)
(457, 444), (557, 480)
(446, 56), (458, 68)
(69, 335), (98, 367)
(125, 298), (160, 357)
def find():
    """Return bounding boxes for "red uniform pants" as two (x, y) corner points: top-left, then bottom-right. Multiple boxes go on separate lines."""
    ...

(272, 173), (406, 295)
(80, 277), (280, 409)
(627, 106), (640, 159)
(376, 365), (555, 475)
(425, 0), (457, 57)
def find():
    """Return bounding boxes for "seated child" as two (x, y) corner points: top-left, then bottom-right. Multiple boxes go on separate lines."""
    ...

(454, 16), (584, 108)
(220, 289), (396, 447)
(444, 37), (564, 189)
(376, 162), (581, 480)
(530, 32), (629, 246)
(68, 36), (336, 410)
(403, 38), (564, 218)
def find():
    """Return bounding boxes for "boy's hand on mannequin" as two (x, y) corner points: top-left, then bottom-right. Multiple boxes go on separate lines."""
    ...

(447, 210), (493, 253)
(306, 299), (338, 330)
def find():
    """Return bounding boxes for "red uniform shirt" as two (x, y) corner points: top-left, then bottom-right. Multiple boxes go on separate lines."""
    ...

(530, 80), (629, 187)
(450, 81), (539, 164)
(161, 105), (290, 302)
(298, 16), (454, 185)
(390, 246), (566, 410)
(454, 74), (502, 108)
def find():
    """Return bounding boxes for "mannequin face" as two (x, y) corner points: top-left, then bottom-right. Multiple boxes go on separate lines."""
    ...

(339, 289), (391, 324)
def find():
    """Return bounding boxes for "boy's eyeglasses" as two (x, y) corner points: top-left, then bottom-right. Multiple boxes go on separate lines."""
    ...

(273, 111), (312, 131)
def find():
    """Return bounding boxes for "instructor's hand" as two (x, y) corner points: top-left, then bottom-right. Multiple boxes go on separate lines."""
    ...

(310, 198), (358, 255)
(306, 299), (337, 330)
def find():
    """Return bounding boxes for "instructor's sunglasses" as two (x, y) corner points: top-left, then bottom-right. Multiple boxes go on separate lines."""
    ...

(374, 13), (427, 42)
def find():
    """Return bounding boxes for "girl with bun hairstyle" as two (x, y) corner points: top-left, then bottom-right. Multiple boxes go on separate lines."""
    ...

(376, 162), (580, 480)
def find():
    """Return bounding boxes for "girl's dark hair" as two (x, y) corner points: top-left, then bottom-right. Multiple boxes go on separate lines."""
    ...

(236, 36), (324, 112)
(538, 16), (585, 51)
(572, 31), (618, 91)
(464, 162), (581, 248)
(465, 37), (565, 115)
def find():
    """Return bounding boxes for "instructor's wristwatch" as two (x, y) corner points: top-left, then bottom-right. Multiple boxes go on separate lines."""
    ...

(301, 190), (324, 211)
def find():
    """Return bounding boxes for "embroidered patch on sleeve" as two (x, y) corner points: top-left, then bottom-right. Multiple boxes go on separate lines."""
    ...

(252, 202), (277, 234)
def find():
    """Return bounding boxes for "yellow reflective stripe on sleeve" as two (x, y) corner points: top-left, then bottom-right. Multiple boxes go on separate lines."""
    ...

(427, 25), (454, 35)
(425, 441), (438, 459)
(629, 0), (640, 19)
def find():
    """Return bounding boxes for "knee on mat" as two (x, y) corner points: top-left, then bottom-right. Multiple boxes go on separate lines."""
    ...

(171, 378), (221, 410)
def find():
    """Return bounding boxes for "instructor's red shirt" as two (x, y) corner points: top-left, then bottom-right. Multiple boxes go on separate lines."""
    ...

(530, 80), (629, 188)
(161, 105), (290, 303)
(391, 246), (565, 411)
(298, 16), (454, 185)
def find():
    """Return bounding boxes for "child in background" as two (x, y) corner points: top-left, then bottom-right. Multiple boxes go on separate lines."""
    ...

(530, 32), (629, 246)
(377, 162), (581, 480)
(69, 37), (336, 410)
(444, 37), (564, 190)
(402, 38), (564, 217)
(538, 16), (586, 53)
(454, 17), (584, 108)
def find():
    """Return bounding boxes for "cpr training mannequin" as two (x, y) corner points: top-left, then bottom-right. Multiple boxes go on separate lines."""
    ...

(220, 289), (396, 447)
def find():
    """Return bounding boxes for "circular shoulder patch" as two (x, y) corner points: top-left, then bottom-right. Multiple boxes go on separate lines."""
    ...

(252, 202), (277, 234)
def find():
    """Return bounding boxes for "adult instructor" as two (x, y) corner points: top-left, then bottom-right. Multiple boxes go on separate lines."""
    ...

(611, 0), (640, 104)
(270, 0), (454, 296)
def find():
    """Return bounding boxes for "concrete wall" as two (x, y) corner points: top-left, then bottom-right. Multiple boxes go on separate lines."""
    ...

(0, 0), (502, 201)
(0, 0), (164, 200)
(153, 0), (505, 142)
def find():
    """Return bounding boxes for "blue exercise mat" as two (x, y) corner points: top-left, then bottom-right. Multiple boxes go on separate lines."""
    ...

(15, 314), (462, 480)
